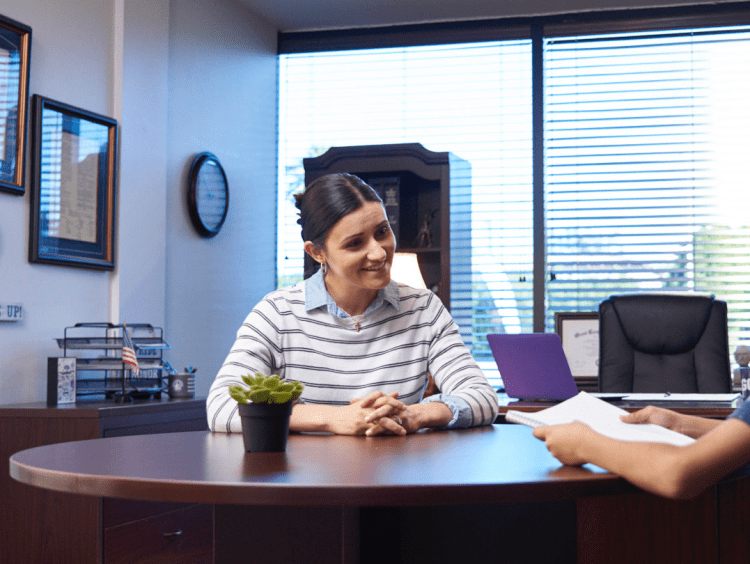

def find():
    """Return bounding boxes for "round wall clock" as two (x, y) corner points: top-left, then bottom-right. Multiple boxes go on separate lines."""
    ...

(187, 152), (229, 237)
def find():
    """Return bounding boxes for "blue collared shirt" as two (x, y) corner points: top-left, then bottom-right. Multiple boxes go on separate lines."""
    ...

(304, 269), (472, 429)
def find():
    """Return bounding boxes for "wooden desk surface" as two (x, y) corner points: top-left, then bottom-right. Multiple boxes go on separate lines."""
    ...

(10, 425), (637, 507)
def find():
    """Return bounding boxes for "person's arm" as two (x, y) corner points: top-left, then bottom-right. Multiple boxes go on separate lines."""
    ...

(533, 417), (750, 499)
(421, 296), (499, 429)
(207, 301), (281, 433)
(620, 405), (723, 438)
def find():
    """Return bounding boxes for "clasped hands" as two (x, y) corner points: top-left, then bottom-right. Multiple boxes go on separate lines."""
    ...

(340, 391), (415, 436)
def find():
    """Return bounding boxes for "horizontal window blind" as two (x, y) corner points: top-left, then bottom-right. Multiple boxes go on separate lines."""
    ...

(278, 42), (533, 384)
(544, 27), (750, 357)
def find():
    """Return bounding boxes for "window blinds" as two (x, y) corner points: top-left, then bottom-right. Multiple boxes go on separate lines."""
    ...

(278, 42), (533, 384)
(544, 27), (750, 355)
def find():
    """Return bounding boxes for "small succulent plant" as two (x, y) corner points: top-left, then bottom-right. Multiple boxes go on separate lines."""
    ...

(229, 372), (304, 405)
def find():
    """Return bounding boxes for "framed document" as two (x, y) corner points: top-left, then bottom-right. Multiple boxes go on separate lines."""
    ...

(29, 95), (118, 269)
(555, 312), (600, 378)
(0, 14), (31, 195)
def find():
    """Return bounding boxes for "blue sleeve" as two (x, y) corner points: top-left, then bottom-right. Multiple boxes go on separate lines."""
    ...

(420, 394), (473, 429)
(728, 400), (750, 427)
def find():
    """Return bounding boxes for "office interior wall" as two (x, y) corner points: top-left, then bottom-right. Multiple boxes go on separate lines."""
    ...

(0, 0), (276, 404)
(117, 0), (170, 328)
(0, 0), (115, 404)
(165, 0), (277, 398)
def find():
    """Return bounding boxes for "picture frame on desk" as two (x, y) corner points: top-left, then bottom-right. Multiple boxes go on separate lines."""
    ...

(555, 312), (600, 387)
(29, 95), (118, 270)
(47, 357), (76, 406)
(0, 14), (32, 195)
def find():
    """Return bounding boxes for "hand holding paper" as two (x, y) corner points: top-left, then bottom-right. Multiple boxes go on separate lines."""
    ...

(507, 391), (695, 446)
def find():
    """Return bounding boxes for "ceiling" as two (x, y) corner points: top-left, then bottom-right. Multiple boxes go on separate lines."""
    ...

(237, 0), (735, 32)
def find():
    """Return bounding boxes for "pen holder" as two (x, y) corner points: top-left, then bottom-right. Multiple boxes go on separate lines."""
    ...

(168, 373), (195, 398)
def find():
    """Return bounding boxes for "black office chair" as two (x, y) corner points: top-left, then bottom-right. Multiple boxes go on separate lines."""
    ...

(598, 293), (731, 393)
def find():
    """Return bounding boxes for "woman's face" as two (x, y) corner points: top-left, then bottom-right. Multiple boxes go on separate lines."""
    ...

(309, 201), (395, 298)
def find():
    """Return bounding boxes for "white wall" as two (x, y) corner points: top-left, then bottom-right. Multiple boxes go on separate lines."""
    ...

(0, 0), (277, 404)
(0, 0), (115, 404)
(166, 0), (278, 398)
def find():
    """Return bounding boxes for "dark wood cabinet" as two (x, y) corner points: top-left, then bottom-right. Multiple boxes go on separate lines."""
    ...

(0, 398), (211, 564)
(304, 143), (470, 312)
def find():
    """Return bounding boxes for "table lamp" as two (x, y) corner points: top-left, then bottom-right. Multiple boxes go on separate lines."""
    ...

(391, 252), (427, 289)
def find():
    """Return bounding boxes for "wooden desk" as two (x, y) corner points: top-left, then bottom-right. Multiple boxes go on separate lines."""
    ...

(0, 398), (210, 564)
(10, 424), (750, 564)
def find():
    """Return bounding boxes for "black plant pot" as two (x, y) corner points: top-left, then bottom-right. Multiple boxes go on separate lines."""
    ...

(238, 402), (293, 452)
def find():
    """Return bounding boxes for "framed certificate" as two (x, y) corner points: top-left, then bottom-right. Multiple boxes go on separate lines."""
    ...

(555, 312), (600, 379)
(0, 14), (31, 195)
(29, 95), (118, 269)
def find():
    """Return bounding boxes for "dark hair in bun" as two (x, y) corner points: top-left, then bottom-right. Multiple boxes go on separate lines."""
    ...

(294, 173), (382, 279)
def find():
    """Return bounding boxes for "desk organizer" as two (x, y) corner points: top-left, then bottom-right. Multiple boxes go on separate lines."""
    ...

(54, 322), (171, 401)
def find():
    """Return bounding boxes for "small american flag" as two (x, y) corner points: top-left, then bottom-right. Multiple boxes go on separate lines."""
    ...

(122, 324), (139, 376)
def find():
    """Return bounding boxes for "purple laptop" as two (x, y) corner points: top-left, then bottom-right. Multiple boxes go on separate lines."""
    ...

(487, 333), (580, 401)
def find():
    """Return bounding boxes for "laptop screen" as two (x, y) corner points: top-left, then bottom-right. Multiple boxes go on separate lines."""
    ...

(486, 333), (580, 401)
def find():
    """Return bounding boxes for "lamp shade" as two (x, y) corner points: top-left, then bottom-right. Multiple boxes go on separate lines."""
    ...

(391, 252), (427, 289)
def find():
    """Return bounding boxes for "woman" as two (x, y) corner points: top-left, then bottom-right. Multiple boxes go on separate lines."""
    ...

(207, 173), (498, 435)
(533, 400), (750, 499)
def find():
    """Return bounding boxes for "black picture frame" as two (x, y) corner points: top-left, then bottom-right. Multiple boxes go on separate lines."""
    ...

(554, 311), (600, 379)
(0, 14), (31, 195)
(29, 95), (118, 270)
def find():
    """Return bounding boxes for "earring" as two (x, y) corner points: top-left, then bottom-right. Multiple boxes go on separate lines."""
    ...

(320, 262), (328, 275)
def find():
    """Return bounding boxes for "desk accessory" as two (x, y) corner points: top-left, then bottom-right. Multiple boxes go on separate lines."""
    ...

(229, 373), (304, 452)
(46, 357), (76, 406)
(506, 391), (695, 446)
(55, 322), (171, 401)
(168, 372), (195, 398)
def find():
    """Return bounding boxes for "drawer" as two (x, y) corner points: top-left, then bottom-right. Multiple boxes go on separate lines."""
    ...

(103, 504), (212, 564)
(103, 498), (200, 528)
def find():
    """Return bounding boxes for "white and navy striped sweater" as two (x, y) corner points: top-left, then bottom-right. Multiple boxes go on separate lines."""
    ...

(207, 280), (499, 433)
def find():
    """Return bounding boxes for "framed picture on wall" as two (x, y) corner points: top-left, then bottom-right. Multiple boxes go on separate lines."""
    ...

(555, 311), (600, 379)
(29, 95), (118, 270)
(0, 14), (32, 195)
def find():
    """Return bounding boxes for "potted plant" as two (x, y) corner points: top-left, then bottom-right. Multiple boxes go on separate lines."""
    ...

(229, 373), (304, 452)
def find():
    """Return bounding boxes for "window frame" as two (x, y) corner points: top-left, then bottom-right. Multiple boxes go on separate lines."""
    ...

(276, 3), (750, 365)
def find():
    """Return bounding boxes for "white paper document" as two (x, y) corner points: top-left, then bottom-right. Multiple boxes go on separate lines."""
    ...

(623, 393), (740, 402)
(506, 391), (695, 446)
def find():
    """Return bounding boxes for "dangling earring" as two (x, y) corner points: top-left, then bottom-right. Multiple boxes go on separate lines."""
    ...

(320, 262), (328, 275)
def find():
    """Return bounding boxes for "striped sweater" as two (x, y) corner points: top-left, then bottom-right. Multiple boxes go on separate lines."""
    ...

(207, 279), (499, 433)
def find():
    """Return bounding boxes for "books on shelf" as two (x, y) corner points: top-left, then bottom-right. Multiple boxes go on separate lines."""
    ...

(506, 391), (695, 447)
(368, 176), (400, 243)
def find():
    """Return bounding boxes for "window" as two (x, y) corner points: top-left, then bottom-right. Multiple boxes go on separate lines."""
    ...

(278, 42), (533, 384)
(544, 25), (750, 354)
(278, 9), (750, 385)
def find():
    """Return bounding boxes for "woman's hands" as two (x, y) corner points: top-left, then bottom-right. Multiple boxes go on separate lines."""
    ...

(291, 390), (453, 436)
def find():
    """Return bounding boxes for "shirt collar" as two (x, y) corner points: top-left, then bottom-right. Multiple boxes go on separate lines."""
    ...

(305, 268), (401, 317)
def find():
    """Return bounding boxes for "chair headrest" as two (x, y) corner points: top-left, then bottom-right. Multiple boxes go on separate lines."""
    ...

(606, 293), (716, 354)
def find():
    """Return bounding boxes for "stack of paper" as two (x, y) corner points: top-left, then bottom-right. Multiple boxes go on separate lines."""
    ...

(506, 391), (695, 446)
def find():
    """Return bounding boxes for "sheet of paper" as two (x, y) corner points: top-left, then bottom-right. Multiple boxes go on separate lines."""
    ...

(59, 130), (98, 243)
(623, 393), (740, 402)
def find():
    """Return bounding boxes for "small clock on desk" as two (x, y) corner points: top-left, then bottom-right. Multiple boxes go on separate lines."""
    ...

(187, 152), (229, 237)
